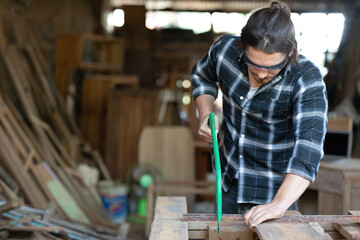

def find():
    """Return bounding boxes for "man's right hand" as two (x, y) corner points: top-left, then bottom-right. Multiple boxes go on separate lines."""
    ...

(198, 114), (219, 143)
(195, 94), (218, 143)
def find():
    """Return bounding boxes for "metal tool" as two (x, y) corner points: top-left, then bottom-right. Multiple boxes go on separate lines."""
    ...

(208, 113), (222, 234)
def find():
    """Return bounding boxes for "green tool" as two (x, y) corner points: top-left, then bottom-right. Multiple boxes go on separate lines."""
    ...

(209, 112), (222, 234)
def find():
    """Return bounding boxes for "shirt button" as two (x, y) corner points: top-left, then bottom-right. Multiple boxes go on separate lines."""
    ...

(240, 96), (244, 100)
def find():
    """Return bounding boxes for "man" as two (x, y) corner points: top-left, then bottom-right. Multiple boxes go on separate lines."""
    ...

(191, 1), (328, 227)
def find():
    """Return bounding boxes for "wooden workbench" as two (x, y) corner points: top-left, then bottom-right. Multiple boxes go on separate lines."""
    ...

(149, 196), (360, 240)
(309, 158), (360, 214)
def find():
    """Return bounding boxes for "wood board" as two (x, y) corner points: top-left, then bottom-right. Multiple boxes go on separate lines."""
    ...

(138, 126), (195, 182)
(104, 89), (159, 180)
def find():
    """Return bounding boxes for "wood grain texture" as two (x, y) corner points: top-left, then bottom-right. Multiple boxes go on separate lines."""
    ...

(55, 34), (125, 100)
(138, 126), (195, 182)
(80, 74), (138, 155)
(333, 223), (360, 240)
(208, 223), (253, 240)
(105, 89), (159, 180)
(149, 197), (188, 240)
(255, 222), (324, 240)
(309, 159), (360, 215)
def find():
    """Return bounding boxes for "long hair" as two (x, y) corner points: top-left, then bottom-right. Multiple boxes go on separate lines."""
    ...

(240, 1), (299, 65)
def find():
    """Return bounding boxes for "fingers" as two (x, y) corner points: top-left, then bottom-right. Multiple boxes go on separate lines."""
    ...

(198, 116), (212, 142)
(214, 115), (220, 134)
(244, 206), (267, 227)
(198, 114), (220, 143)
(244, 204), (283, 228)
(247, 208), (269, 227)
(244, 207), (255, 226)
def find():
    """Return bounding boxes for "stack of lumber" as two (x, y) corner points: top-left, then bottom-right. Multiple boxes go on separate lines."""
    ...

(0, 201), (128, 239)
(0, 11), (127, 239)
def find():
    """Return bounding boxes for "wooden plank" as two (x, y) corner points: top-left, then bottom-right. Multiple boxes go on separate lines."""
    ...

(0, 46), (39, 117)
(149, 197), (188, 240)
(22, 20), (51, 78)
(349, 211), (360, 216)
(255, 222), (324, 240)
(149, 221), (188, 240)
(0, 19), (5, 47)
(333, 223), (360, 240)
(25, 44), (56, 108)
(183, 214), (360, 223)
(0, 126), (48, 208)
(81, 74), (138, 155)
(333, 211), (360, 240)
(154, 197), (187, 220)
(188, 230), (207, 239)
(29, 117), (111, 225)
(208, 223), (253, 240)
(105, 89), (159, 180)
(138, 126), (195, 183)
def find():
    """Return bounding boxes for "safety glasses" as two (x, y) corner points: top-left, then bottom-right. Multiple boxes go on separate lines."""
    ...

(243, 53), (288, 72)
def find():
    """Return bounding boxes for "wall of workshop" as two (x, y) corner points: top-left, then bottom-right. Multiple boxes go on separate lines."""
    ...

(0, 0), (103, 71)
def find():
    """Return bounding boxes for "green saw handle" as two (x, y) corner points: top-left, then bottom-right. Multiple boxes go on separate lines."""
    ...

(209, 113), (222, 233)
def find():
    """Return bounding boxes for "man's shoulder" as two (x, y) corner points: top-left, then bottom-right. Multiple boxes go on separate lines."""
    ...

(288, 55), (322, 81)
(292, 55), (321, 74)
(213, 34), (241, 50)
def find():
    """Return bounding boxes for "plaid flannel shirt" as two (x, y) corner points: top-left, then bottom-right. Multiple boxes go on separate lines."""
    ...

(192, 34), (328, 204)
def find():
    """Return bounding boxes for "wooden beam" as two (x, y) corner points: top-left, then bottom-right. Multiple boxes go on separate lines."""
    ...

(333, 223), (360, 240)
(333, 211), (360, 240)
(183, 214), (360, 223)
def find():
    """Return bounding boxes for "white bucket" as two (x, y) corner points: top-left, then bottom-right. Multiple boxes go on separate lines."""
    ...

(98, 180), (128, 223)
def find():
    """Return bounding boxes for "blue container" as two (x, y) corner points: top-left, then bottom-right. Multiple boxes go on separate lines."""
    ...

(98, 181), (127, 222)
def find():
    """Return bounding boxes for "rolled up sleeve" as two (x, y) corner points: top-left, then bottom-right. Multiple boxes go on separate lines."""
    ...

(191, 37), (225, 100)
(286, 68), (328, 182)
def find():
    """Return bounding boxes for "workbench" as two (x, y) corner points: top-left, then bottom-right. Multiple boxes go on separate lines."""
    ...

(308, 158), (360, 215)
(149, 196), (360, 240)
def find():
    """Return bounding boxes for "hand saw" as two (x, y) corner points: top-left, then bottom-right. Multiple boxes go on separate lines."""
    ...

(208, 112), (222, 234)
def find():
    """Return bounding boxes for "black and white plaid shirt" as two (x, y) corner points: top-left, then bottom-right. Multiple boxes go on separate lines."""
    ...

(192, 34), (328, 204)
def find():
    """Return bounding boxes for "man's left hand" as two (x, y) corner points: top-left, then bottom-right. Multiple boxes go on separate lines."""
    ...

(243, 201), (287, 227)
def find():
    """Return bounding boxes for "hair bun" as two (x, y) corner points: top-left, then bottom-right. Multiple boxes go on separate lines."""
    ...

(270, 1), (290, 13)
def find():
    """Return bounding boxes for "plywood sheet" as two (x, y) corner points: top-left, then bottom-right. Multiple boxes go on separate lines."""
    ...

(138, 126), (195, 182)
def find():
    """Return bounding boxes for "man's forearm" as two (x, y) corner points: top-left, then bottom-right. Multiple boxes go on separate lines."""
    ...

(195, 94), (216, 119)
(244, 173), (310, 227)
(272, 173), (310, 208)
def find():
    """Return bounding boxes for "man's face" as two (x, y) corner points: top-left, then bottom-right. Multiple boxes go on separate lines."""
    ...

(245, 46), (288, 86)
